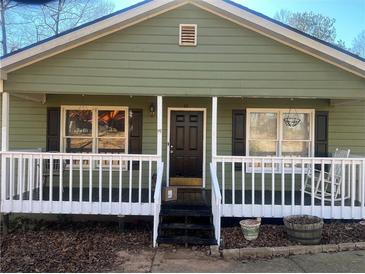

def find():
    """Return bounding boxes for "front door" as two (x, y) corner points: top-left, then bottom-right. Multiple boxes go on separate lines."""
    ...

(169, 111), (204, 186)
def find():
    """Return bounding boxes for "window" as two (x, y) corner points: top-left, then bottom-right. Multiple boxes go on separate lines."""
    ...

(232, 110), (246, 156)
(246, 109), (314, 158)
(61, 106), (128, 154)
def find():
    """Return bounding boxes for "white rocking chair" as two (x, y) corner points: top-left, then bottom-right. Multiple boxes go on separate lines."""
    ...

(304, 148), (350, 201)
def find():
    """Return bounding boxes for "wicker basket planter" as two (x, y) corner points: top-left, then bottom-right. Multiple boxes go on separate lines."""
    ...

(284, 215), (323, 245)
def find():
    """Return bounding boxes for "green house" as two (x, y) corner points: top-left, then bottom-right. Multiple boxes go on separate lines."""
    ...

(1, 0), (364, 246)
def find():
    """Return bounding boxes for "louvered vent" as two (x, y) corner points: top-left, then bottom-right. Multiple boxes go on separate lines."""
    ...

(179, 24), (197, 46)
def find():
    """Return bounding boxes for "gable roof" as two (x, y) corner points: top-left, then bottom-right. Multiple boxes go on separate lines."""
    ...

(1, 0), (364, 79)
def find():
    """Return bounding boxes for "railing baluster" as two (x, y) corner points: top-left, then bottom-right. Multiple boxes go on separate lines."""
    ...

(119, 157), (123, 212)
(27, 157), (30, 196)
(331, 159), (335, 218)
(321, 160), (325, 217)
(291, 159), (295, 215)
(242, 161), (245, 212)
(19, 155), (23, 206)
(29, 155), (34, 212)
(60, 156), (63, 207)
(281, 159), (285, 213)
(252, 158), (255, 215)
(222, 161), (225, 204)
(311, 159), (315, 215)
(348, 164), (351, 198)
(1, 155), (6, 210)
(351, 161), (355, 218)
(69, 156), (73, 207)
(39, 154), (43, 208)
(301, 159), (304, 215)
(99, 157), (102, 212)
(35, 158), (39, 190)
(360, 160), (365, 219)
(80, 156), (83, 207)
(109, 159), (112, 213)
(341, 160), (345, 218)
(261, 158), (264, 216)
(271, 158), (275, 216)
(9, 154), (14, 209)
(232, 160), (235, 206)
(50, 155), (54, 211)
(89, 156), (93, 213)
(139, 159), (142, 204)
(129, 160), (133, 204)
(148, 160), (152, 204)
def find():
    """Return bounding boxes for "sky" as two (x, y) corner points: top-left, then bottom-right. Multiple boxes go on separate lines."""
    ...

(111, 0), (365, 47)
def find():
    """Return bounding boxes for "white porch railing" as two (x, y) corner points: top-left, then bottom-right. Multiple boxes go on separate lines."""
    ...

(1, 151), (160, 216)
(153, 162), (164, 247)
(210, 162), (222, 245)
(212, 156), (365, 220)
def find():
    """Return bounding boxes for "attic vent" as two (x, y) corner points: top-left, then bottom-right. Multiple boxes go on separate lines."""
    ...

(179, 24), (197, 46)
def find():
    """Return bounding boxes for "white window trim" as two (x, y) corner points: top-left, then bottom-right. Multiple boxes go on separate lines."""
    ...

(60, 105), (129, 155)
(246, 108), (315, 173)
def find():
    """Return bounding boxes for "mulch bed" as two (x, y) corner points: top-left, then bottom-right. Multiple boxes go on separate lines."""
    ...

(0, 219), (152, 273)
(222, 221), (364, 249)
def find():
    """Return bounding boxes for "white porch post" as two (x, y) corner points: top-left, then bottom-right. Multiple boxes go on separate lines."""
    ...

(157, 96), (163, 163)
(212, 97), (217, 167)
(2, 91), (9, 151)
(1, 91), (9, 213)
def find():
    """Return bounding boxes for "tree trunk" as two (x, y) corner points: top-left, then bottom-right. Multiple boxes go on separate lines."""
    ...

(54, 0), (65, 35)
(0, 0), (8, 55)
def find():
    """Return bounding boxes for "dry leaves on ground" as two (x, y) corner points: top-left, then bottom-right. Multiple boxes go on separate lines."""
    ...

(0, 221), (152, 273)
(222, 221), (364, 249)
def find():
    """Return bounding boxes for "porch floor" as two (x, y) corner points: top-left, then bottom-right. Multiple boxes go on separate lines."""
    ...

(11, 188), (361, 207)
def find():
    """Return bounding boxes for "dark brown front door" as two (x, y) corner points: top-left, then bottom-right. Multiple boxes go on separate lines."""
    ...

(170, 111), (203, 186)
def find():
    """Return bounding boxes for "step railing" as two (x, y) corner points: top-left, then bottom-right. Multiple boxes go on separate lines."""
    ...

(1, 151), (160, 215)
(212, 156), (365, 219)
(153, 162), (164, 247)
(210, 162), (222, 245)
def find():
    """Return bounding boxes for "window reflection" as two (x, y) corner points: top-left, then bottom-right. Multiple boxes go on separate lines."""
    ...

(65, 110), (92, 136)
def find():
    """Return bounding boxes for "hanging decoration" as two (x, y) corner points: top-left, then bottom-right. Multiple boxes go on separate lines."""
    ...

(283, 100), (302, 128)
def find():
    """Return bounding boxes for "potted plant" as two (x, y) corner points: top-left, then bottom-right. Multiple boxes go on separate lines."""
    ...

(284, 215), (323, 245)
(239, 218), (261, 241)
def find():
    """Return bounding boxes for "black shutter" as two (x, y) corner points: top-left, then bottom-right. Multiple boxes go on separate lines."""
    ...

(129, 109), (143, 169)
(232, 110), (246, 156)
(315, 111), (329, 157)
(46, 107), (61, 152)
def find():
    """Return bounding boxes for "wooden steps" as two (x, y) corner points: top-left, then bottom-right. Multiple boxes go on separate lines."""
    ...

(157, 188), (216, 246)
(157, 236), (217, 245)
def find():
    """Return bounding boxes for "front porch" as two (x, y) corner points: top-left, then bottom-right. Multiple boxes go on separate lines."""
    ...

(1, 94), (365, 247)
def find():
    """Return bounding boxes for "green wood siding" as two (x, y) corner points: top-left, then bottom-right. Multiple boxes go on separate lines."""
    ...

(4, 5), (365, 98)
(328, 100), (365, 155)
(0, 96), (46, 150)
